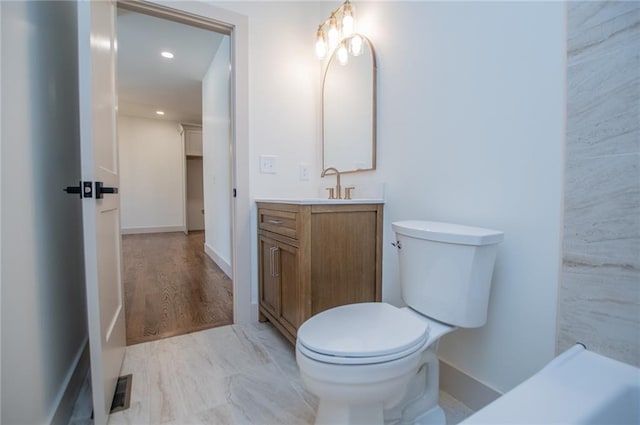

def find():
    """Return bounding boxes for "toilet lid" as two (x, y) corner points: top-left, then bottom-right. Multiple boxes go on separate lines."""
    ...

(297, 303), (429, 362)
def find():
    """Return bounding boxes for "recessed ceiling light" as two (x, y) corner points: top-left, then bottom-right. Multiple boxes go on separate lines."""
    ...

(156, 110), (165, 116)
(161, 51), (174, 59)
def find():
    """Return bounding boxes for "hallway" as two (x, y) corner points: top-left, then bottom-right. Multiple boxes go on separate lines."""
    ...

(123, 231), (233, 345)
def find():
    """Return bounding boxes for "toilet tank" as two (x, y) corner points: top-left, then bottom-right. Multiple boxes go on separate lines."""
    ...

(392, 221), (504, 328)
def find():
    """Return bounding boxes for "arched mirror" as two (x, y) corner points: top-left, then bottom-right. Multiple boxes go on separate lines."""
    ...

(322, 35), (376, 173)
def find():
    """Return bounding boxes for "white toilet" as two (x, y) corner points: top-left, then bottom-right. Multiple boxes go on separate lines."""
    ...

(295, 220), (504, 425)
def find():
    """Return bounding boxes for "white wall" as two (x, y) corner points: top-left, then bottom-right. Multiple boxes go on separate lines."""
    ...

(1, 2), (88, 423)
(366, 1), (565, 393)
(212, 1), (565, 393)
(202, 36), (233, 275)
(216, 2), (322, 199)
(375, 2), (565, 393)
(119, 115), (185, 233)
(212, 2), (324, 306)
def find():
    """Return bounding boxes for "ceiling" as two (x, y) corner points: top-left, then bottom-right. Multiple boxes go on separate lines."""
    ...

(116, 9), (226, 125)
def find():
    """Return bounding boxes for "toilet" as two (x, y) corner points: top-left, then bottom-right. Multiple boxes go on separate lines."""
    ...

(295, 220), (504, 425)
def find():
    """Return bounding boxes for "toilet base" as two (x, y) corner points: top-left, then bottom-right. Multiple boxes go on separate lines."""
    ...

(410, 405), (446, 425)
(314, 402), (445, 425)
(316, 401), (384, 425)
(383, 338), (446, 425)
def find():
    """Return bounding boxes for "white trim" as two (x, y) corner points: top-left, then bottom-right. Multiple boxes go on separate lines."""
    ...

(250, 302), (259, 323)
(0, 2), (3, 421)
(180, 119), (188, 235)
(48, 339), (90, 425)
(439, 358), (501, 412)
(226, 5), (252, 326)
(204, 242), (232, 278)
(121, 225), (184, 235)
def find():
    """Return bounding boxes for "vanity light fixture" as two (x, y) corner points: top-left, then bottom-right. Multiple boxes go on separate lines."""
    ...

(327, 13), (340, 51)
(315, 26), (328, 59)
(161, 51), (174, 59)
(337, 41), (349, 65)
(350, 34), (363, 56)
(315, 0), (360, 63)
(341, 2), (355, 37)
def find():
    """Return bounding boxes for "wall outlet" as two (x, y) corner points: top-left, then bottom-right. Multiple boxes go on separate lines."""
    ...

(259, 155), (277, 174)
(299, 163), (310, 181)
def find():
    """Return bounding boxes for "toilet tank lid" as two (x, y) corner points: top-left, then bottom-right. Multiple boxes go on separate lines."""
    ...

(392, 220), (504, 246)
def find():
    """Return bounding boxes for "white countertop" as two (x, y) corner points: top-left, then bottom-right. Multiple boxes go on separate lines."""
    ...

(255, 198), (384, 205)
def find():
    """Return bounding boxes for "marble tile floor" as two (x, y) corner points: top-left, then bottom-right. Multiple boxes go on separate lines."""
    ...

(70, 322), (474, 425)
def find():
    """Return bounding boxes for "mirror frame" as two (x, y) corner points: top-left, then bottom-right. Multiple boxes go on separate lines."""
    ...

(321, 34), (377, 174)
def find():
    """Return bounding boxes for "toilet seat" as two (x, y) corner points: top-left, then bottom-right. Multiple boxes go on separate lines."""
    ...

(297, 303), (429, 365)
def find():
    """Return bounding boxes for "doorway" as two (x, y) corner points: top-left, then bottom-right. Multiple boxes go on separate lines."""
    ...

(116, 1), (238, 344)
(121, 0), (253, 327)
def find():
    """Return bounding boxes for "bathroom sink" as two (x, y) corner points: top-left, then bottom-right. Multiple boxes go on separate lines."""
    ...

(254, 198), (384, 205)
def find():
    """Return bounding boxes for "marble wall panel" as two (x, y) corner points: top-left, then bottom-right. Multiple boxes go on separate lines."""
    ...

(559, 1), (640, 366)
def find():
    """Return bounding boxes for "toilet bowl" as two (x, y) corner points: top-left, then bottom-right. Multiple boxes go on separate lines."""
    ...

(296, 221), (504, 425)
(296, 303), (455, 425)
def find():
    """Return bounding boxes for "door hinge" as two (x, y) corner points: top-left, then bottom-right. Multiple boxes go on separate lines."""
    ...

(233, 188), (237, 198)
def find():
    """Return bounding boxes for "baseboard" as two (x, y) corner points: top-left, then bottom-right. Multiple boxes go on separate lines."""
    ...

(204, 243), (232, 278)
(439, 359), (501, 412)
(50, 339), (90, 425)
(121, 225), (184, 235)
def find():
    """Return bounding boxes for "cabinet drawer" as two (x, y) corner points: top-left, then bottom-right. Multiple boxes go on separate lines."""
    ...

(258, 208), (297, 239)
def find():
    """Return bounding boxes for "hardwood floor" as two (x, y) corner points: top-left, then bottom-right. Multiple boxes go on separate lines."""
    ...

(122, 231), (233, 345)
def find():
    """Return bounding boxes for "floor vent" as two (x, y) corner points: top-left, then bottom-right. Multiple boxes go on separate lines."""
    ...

(110, 374), (133, 414)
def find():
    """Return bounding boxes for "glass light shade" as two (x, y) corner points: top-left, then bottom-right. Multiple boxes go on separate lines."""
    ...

(337, 43), (349, 65)
(315, 29), (327, 59)
(350, 34), (363, 56)
(342, 15), (354, 37)
(327, 15), (340, 51)
(342, 3), (355, 37)
(316, 39), (327, 59)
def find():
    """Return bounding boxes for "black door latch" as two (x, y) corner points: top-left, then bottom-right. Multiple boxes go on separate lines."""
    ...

(64, 181), (93, 198)
(64, 181), (118, 199)
(95, 181), (118, 199)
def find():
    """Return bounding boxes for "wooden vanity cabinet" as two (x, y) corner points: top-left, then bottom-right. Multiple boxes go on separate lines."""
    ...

(258, 233), (300, 337)
(257, 202), (383, 344)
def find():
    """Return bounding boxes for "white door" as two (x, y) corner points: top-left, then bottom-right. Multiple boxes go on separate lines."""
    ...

(77, 1), (126, 425)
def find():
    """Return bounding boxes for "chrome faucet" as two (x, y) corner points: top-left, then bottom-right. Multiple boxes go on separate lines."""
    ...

(321, 166), (342, 199)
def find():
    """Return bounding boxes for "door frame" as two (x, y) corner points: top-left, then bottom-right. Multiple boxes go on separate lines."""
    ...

(117, 0), (252, 324)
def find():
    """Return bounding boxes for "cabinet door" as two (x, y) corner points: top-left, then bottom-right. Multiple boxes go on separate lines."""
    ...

(278, 242), (300, 335)
(185, 129), (203, 156)
(258, 234), (280, 318)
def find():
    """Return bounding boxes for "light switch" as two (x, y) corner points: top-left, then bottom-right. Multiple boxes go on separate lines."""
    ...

(259, 155), (277, 174)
